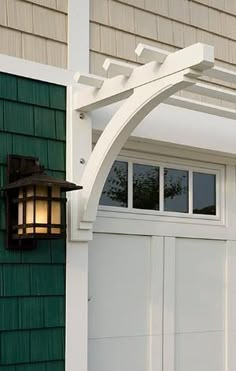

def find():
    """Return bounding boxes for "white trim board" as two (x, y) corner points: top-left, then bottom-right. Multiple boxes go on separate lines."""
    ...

(0, 53), (75, 86)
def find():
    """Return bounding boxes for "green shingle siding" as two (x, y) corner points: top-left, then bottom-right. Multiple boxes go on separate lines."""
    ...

(0, 73), (66, 369)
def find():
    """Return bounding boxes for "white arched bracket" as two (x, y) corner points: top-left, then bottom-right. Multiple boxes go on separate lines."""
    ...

(67, 42), (216, 241)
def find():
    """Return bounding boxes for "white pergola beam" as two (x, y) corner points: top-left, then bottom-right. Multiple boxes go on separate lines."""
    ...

(135, 43), (170, 63)
(166, 96), (236, 120)
(205, 66), (236, 84)
(74, 43), (214, 112)
(103, 58), (135, 77)
(75, 73), (105, 88)
(186, 82), (236, 103)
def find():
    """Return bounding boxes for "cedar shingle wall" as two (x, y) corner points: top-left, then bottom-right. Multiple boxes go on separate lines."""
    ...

(0, 0), (68, 68)
(90, 0), (236, 109)
(0, 73), (66, 370)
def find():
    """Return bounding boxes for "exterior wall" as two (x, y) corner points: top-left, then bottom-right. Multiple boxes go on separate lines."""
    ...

(0, 72), (66, 369)
(90, 0), (236, 109)
(0, 0), (68, 68)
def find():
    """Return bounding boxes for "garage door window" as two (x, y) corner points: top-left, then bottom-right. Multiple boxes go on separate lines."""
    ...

(99, 158), (221, 219)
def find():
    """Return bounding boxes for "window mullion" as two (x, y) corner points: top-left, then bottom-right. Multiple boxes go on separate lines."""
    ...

(189, 170), (193, 214)
(128, 161), (133, 210)
(160, 166), (164, 212)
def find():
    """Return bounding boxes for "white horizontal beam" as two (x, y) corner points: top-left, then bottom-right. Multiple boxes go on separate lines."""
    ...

(0, 53), (75, 86)
(166, 96), (236, 120)
(205, 66), (236, 84)
(74, 43), (213, 111)
(135, 43), (169, 63)
(186, 82), (236, 103)
(75, 73), (105, 88)
(103, 58), (135, 77)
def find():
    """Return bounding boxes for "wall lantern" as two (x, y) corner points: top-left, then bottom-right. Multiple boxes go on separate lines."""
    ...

(1, 155), (82, 249)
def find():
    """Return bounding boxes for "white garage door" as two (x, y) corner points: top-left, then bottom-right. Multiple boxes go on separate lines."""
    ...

(88, 233), (227, 371)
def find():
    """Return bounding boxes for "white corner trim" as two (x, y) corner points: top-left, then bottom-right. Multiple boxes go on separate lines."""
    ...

(0, 53), (75, 86)
(68, 0), (89, 72)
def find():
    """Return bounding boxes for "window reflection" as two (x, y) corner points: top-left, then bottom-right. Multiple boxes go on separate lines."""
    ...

(99, 161), (128, 207)
(133, 164), (159, 210)
(164, 168), (188, 213)
(193, 173), (216, 215)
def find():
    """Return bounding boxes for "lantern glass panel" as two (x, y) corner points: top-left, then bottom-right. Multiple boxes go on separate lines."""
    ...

(51, 186), (61, 234)
(35, 186), (48, 234)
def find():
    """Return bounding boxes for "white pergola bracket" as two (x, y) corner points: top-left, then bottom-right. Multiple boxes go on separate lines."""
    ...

(103, 58), (135, 78)
(135, 43), (170, 63)
(74, 43), (214, 112)
(75, 72), (105, 88)
(68, 42), (236, 241)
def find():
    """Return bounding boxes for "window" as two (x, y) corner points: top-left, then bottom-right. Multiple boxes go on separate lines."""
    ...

(99, 157), (221, 219)
(100, 160), (128, 207)
(133, 164), (159, 210)
(164, 168), (188, 213)
(193, 172), (216, 215)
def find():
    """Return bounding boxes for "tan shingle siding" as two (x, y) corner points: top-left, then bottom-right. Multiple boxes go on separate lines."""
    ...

(0, 0), (68, 68)
(0, 26), (22, 58)
(0, 1), (7, 27)
(7, 0), (33, 33)
(134, 9), (157, 40)
(22, 33), (47, 63)
(33, 5), (67, 42)
(46, 39), (67, 67)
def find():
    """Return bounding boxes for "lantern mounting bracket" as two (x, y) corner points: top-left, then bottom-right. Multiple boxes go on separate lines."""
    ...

(7, 155), (42, 183)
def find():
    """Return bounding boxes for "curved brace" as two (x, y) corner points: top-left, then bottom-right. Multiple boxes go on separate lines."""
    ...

(79, 70), (197, 225)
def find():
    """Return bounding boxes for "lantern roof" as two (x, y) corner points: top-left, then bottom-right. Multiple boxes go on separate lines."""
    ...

(2, 172), (82, 192)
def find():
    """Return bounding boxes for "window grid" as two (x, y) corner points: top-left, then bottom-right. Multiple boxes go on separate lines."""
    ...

(99, 156), (223, 221)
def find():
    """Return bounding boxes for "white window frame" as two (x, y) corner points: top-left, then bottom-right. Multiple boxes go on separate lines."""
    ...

(98, 152), (225, 225)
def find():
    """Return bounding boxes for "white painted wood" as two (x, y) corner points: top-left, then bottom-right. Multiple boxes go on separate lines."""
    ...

(175, 239), (226, 333)
(79, 72), (195, 226)
(74, 43), (212, 111)
(68, 0), (89, 72)
(0, 52), (74, 85)
(163, 237), (176, 371)
(175, 332), (224, 371)
(66, 84), (91, 371)
(225, 166), (236, 229)
(75, 73), (105, 88)
(88, 233), (150, 338)
(103, 58), (135, 78)
(148, 236), (164, 371)
(135, 43), (169, 63)
(186, 82), (236, 104)
(92, 102), (236, 159)
(66, 241), (88, 371)
(166, 96), (236, 120)
(88, 337), (149, 371)
(206, 66), (236, 84)
(227, 241), (236, 371)
(94, 213), (230, 239)
(174, 238), (226, 371)
(66, 85), (92, 241)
